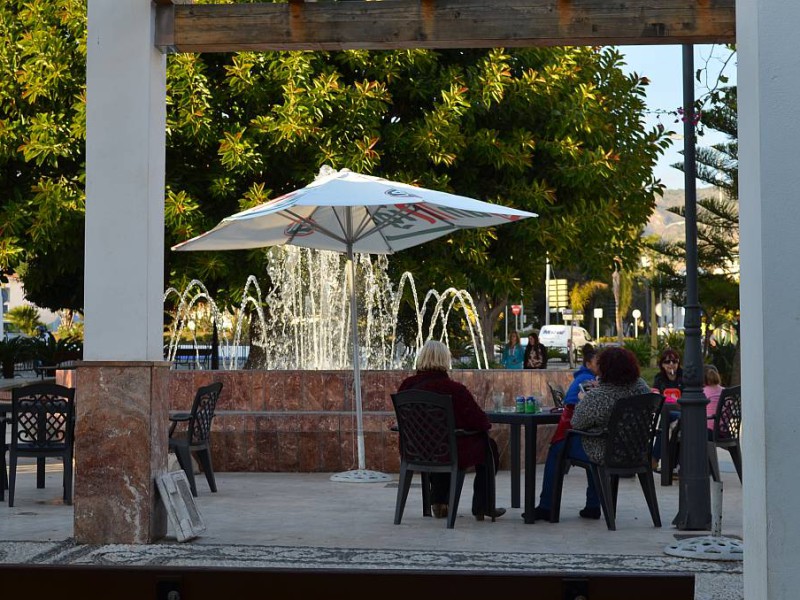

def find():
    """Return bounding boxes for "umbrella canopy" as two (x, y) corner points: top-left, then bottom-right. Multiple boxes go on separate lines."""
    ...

(173, 167), (537, 481)
(172, 167), (536, 254)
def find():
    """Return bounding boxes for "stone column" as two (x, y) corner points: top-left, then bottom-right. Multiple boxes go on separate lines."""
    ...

(82, 1), (168, 543)
(74, 363), (170, 544)
(737, 0), (800, 596)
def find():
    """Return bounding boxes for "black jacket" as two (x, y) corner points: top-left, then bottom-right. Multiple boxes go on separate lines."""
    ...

(523, 342), (548, 369)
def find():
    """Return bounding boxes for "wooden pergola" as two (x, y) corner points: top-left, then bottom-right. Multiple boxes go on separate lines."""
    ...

(154, 0), (735, 53)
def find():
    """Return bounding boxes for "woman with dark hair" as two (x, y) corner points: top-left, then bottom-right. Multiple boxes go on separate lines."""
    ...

(651, 348), (683, 469)
(532, 343), (599, 521)
(653, 348), (683, 393)
(398, 340), (505, 521)
(538, 346), (650, 521)
(524, 332), (548, 369)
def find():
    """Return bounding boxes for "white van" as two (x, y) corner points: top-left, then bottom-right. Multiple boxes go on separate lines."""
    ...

(538, 325), (594, 360)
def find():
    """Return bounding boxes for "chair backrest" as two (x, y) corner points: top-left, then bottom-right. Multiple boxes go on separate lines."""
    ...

(712, 385), (742, 442)
(548, 383), (565, 409)
(11, 383), (75, 449)
(391, 390), (458, 469)
(602, 392), (662, 469)
(650, 394), (666, 438)
(188, 382), (223, 444)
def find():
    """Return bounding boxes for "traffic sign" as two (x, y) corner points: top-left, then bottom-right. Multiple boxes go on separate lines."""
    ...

(546, 278), (569, 308)
(511, 305), (522, 316)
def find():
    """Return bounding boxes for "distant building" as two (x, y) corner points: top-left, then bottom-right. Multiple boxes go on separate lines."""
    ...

(1, 274), (59, 335)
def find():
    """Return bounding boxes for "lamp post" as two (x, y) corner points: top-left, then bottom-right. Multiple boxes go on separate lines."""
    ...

(673, 44), (711, 530)
(632, 309), (641, 339)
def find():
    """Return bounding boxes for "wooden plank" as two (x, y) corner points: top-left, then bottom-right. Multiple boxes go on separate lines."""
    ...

(155, 0), (735, 54)
(0, 565), (695, 600)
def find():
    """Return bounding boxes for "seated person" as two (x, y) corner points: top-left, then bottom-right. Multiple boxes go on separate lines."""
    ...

(398, 340), (505, 521)
(565, 347), (651, 519)
(533, 343), (598, 521)
(653, 348), (683, 393)
(703, 364), (724, 432)
(651, 348), (683, 469)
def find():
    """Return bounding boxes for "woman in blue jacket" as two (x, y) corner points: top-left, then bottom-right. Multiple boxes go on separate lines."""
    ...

(501, 331), (524, 369)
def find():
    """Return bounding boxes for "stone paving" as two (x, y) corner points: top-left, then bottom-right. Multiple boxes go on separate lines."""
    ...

(0, 459), (743, 599)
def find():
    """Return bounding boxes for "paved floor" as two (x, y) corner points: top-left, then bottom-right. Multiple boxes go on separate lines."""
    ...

(0, 454), (743, 599)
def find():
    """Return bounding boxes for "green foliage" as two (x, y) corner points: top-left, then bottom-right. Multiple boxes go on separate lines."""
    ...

(624, 336), (653, 367)
(28, 334), (82, 365)
(650, 82), (739, 332)
(0, 0), (87, 312)
(0, 5), (668, 335)
(0, 336), (34, 376)
(5, 305), (44, 336)
(56, 317), (83, 342)
(708, 339), (736, 386)
(659, 332), (685, 359)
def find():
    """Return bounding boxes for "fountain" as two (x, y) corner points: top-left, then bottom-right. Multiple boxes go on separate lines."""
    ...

(164, 246), (490, 370)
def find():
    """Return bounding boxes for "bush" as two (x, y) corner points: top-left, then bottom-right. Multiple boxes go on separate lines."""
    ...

(624, 337), (653, 367)
(5, 305), (44, 337)
(659, 332), (685, 359)
(708, 340), (737, 386)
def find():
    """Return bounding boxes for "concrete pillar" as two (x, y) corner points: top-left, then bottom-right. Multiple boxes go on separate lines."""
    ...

(737, 0), (800, 596)
(81, 0), (168, 543)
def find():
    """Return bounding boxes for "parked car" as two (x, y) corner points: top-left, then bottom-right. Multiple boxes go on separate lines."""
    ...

(537, 325), (595, 361)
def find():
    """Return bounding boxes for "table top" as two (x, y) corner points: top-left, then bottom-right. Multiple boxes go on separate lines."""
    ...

(487, 410), (561, 425)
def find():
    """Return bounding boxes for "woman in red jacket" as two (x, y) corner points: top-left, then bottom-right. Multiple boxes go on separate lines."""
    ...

(398, 340), (505, 521)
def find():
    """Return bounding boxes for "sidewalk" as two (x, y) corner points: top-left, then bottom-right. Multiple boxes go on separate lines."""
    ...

(0, 457), (743, 600)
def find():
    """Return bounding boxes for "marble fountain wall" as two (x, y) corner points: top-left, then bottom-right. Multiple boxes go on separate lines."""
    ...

(56, 368), (573, 472)
(170, 369), (573, 472)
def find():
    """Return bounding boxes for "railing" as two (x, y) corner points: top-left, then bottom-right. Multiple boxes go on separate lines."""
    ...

(167, 345), (251, 370)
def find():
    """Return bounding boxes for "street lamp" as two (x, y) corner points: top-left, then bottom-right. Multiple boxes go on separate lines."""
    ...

(632, 309), (641, 338)
(673, 44), (711, 531)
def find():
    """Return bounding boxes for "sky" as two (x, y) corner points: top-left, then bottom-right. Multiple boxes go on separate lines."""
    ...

(618, 45), (737, 189)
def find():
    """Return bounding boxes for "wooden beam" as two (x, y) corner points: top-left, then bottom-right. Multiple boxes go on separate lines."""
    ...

(155, 0), (735, 54)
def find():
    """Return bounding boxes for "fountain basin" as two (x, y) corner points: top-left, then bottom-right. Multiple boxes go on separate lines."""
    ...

(55, 367), (573, 472)
(166, 369), (574, 473)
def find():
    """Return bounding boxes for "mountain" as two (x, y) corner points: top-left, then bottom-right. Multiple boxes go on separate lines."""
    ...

(644, 187), (719, 243)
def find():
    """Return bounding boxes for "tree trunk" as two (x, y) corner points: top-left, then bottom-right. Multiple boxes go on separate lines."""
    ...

(474, 293), (507, 367)
(612, 268), (624, 344)
(730, 339), (741, 386)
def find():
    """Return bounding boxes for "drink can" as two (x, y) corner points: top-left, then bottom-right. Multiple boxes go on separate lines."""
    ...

(525, 396), (538, 414)
(515, 396), (526, 413)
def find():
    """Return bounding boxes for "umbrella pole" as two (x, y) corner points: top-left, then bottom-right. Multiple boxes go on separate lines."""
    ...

(329, 237), (391, 483)
(349, 245), (367, 471)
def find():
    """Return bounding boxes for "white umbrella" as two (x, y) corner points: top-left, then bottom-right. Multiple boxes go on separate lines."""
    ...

(173, 166), (537, 482)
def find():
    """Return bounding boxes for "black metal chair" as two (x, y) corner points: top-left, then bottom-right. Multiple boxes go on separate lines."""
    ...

(548, 382), (566, 410)
(0, 414), (8, 501)
(169, 382), (223, 497)
(708, 385), (742, 483)
(8, 383), (76, 507)
(391, 389), (495, 529)
(550, 392), (662, 530)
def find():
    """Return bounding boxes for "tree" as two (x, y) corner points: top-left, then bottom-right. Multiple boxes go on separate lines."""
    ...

(5, 305), (43, 336)
(663, 86), (739, 339)
(647, 79), (739, 378)
(0, 4), (669, 363)
(386, 47), (668, 357)
(0, 1), (87, 312)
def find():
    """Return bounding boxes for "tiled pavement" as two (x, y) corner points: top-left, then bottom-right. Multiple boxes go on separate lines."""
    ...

(0, 457), (743, 599)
